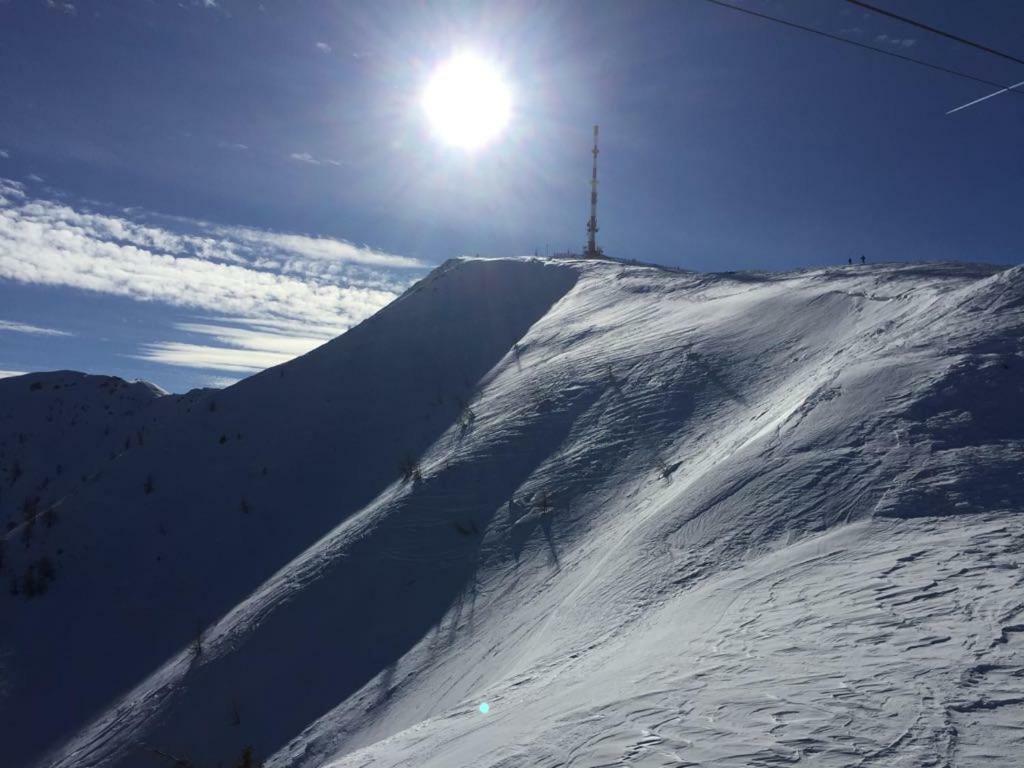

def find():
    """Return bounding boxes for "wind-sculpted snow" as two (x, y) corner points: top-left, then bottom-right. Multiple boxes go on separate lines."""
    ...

(317, 516), (1024, 768)
(1, 257), (1021, 768)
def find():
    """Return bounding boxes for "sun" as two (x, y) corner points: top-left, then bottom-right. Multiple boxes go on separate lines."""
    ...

(422, 52), (512, 151)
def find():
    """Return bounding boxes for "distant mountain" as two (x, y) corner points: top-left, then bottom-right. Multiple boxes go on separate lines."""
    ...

(1, 257), (1021, 768)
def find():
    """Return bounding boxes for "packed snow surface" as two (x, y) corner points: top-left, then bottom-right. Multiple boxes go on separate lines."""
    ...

(1, 257), (1021, 768)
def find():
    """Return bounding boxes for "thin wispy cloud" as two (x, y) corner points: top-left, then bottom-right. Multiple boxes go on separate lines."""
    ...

(205, 375), (240, 389)
(2, 177), (421, 272)
(0, 150), (9, 159)
(45, 0), (76, 15)
(211, 224), (421, 269)
(315, 42), (332, 54)
(137, 320), (334, 373)
(874, 33), (915, 48)
(0, 177), (428, 377)
(175, 322), (332, 355)
(0, 319), (72, 336)
(289, 152), (343, 167)
(136, 341), (295, 374)
(0, 203), (399, 324)
(218, 141), (249, 151)
(0, 180), (24, 207)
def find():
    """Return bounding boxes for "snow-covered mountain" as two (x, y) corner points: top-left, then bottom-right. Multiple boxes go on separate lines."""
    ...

(1, 256), (1022, 768)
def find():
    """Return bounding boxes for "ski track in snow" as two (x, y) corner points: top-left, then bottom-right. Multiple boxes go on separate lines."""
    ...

(0, 257), (1021, 768)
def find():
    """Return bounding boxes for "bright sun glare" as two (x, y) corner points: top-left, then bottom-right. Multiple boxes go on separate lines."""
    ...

(422, 52), (512, 151)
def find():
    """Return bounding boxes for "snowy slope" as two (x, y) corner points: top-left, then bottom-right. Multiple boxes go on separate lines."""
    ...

(0, 371), (167, 524)
(2, 257), (1022, 768)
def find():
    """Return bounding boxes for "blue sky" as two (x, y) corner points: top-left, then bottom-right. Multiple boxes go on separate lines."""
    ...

(1, 0), (1022, 391)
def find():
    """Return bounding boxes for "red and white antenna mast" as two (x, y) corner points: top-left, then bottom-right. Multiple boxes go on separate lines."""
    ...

(585, 124), (603, 258)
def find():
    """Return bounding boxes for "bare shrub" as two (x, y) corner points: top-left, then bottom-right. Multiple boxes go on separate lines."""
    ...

(399, 455), (422, 484)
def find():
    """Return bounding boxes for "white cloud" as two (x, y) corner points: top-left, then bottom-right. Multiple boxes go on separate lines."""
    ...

(0, 214), (394, 325)
(136, 320), (334, 373)
(0, 179), (25, 207)
(0, 319), (72, 336)
(0, 179), (428, 375)
(205, 375), (240, 389)
(875, 33), (915, 47)
(211, 314), (344, 338)
(2, 181), (421, 273)
(0, 150), (9, 159)
(289, 152), (343, 168)
(135, 341), (294, 373)
(315, 42), (332, 54)
(174, 322), (331, 356)
(46, 0), (76, 14)
(0, 370), (27, 379)
(212, 224), (421, 269)
(218, 141), (249, 151)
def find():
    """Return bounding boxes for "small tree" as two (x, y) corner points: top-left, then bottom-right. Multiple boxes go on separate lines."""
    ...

(21, 563), (37, 598)
(147, 746), (196, 767)
(37, 556), (55, 589)
(656, 456), (679, 481)
(399, 455), (422, 484)
(606, 365), (619, 389)
(190, 624), (204, 662)
(458, 406), (476, 434)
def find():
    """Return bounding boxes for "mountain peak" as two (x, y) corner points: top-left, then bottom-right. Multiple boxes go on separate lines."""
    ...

(2, 258), (1022, 768)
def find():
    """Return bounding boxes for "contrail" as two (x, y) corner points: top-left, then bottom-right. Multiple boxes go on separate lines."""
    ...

(947, 79), (1024, 115)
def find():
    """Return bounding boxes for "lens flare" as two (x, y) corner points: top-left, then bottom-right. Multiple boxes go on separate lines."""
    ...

(478, 701), (490, 714)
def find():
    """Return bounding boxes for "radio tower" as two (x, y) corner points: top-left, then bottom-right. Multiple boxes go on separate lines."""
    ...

(585, 124), (603, 259)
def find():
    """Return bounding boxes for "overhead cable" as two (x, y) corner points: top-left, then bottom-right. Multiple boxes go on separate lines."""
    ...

(844, 0), (1024, 69)
(696, 0), (1024, 103)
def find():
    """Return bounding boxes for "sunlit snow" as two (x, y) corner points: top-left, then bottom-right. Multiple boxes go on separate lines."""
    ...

(1, 256), (1021, 768)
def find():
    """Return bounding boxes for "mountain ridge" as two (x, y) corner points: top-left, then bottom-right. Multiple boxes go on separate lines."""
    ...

(2, 256), (1022, 768)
